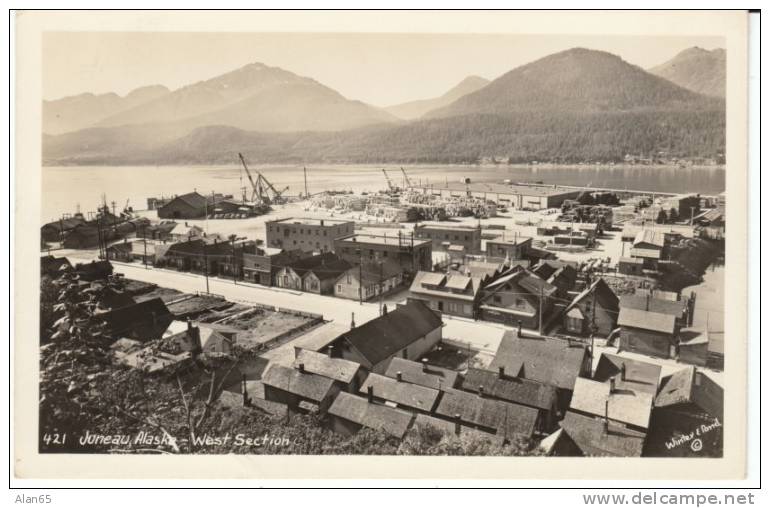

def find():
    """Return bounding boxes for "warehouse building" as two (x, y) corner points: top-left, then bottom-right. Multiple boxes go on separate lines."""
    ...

(407, 182), (581, 210)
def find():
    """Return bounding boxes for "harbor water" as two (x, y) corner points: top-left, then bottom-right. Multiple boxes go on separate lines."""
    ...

(41, 164), (726, 222)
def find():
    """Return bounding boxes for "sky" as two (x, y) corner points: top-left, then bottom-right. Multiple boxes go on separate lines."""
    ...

(43, 32), (724, 107)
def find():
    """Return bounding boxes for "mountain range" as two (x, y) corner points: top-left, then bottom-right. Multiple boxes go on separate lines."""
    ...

(384, 75), (490, 120)
(649, 47), (726, 98)
(42, 47), (726, 165)
(43, 85), (170, 135)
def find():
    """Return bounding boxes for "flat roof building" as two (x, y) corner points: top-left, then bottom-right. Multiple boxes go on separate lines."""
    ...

(408, 182), (581, 210)
(266, 217), (355, 253)
(414, 223), (482, 253)
(334, 233), (432, 275)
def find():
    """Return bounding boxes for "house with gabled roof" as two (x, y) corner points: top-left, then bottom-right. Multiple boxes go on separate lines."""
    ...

(617, 306), (680, 359)
(261, 362), (341, 414)
(275, 252), (352, 295)
(532, 260), (578, 298)
(461, 367), (559, 434)
(292, 348), (366, 393)
(556, 410), (646, 457)
(593, 353), (662, 396)
(408, 271), (482, 318)
(630, 229), (667, 269)
(359, 373), (441, 413)
(434, 387), (540, 441)
(562, 278), (620, 337)
(647, 367), (724, 457)
(478, 266), (558, 329)
(328, 300), (443, 374)
(95, 297), (174, 342)
(327, 391), (415, 439)
(334, 259), (404, 302)
(489, 331), (591, 410)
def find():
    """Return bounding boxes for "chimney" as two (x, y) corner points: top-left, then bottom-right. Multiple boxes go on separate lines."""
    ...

(610, 376), (616, 393)
(604, 400), (609, 433)
(517, 320), (523, 338)
(298, 363), (305, 373)
(454, 414), (462, 436)
(327, 345), (334, 358)
(396, 371), (403, 382)
(498, 366), (505, 379)
(367, 385), (374, 403)
(350, 312), (356, 329)
(421, 358), (428, 372)
(620, 363), (626, 381)
(478, 385), (485, 398)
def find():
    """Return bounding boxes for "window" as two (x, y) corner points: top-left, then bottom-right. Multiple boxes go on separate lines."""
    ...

(493, 295), (502, 304)
(337, 285), (342, 293)
(383, 251), (388, 258)
(515, 298), (525, 307)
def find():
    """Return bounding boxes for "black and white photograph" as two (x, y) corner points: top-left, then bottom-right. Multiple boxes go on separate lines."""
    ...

(12, 9), (754, 483)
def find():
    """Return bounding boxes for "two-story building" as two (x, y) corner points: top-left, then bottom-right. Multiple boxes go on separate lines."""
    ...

(414, 223), (482, 254)
(478, 267), (558, 329)
(485, 235), (532, 262)
(562, 278), (620, 337)
(241, 247), (304, 286)
(408, 271), (482, 319)
(265, 218), (354, 253)
(334, 233), (432, 276)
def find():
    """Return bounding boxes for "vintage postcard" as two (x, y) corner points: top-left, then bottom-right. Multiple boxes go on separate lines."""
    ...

(13, 10), (750, 479)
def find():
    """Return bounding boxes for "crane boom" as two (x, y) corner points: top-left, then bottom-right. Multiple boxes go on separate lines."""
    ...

(382, 168), (395, 191)
(238, 152), (262, 202)
(400, 167), (413, 188)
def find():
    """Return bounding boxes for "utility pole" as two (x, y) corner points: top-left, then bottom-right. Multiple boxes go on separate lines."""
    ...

(379, 260), (384, 315)
(142, 224), (148, 269)
(538, 285), (544, 336)
(358, 249), (363, 305)
(304, 166), (309, 198)
(202, 242), (210, 294)
(231, 237), (238, 285)
(97, 217), (104, 259)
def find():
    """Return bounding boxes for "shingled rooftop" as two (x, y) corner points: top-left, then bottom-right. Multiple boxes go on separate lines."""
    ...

(360, 373), (441, 413)
(383, 357), (459, 390)
(461, 368), (558, 410)
(328, 392), (414, 439)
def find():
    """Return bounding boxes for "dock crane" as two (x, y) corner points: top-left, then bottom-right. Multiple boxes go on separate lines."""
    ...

(400, 167), (413, 188)
(238, 152), (289, 205)
(382, 168), (397, 193)
(239, 152), (263, 203)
